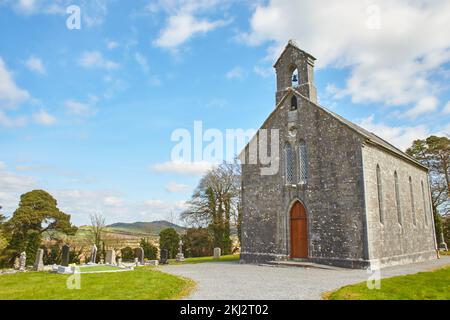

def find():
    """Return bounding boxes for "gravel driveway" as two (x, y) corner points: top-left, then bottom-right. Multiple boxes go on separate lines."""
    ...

(160, 257), (450, 300)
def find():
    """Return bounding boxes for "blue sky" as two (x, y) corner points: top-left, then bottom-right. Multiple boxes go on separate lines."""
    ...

(0, 0), (449, 225)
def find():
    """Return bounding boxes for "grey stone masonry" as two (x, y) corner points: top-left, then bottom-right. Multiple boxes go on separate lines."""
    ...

(240, 41), (437, 269)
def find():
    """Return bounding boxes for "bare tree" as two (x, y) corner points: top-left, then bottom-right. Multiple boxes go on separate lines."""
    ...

(182, 160), (241, 253)
(89, 213), (106, 248)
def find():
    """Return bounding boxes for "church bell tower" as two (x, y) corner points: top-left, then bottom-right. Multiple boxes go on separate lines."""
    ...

(274, 40), (317, 104)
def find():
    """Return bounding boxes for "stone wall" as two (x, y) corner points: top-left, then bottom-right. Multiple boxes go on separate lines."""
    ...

(241, 93), (370, 268)
(361, 143), (437, 267)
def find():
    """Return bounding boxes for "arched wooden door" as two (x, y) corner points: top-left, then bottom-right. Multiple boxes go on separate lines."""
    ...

(290, 201), (308, 258)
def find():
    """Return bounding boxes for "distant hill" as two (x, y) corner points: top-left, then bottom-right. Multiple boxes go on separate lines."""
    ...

(106, 220), (185, 236)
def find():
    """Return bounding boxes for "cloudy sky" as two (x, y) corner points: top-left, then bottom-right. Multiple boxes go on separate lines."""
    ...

(0, 0), (449, 225)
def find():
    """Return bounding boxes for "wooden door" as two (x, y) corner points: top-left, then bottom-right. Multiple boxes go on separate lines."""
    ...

(290, 201), (308, 258)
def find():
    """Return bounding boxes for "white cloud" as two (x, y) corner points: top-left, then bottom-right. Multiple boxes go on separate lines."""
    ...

(78, 51), (119, 70)
(226, 66), (245, 80)
(144, 199), (188, 214)
(357, 115), (431, 151)
(14, 0), (37, 14)
(33, 109), (56, 125)
(443, 101), (450, 114)
(152, 160), (215, 176)
(254, 65), (273, 78)
(0, 111), (27, 128)
(6, 0), (108, 27)
(0, 57), (30, 109)
(0, 163), (36, 216)
(25, 56), (46, 74)
(155, 14), (228, 49)
(403, 96), (439, 119)
(165, 182), (191, 193)
(103, 196), (123, 207)
(134, 52), (149, 73)
(152, 0), (231, 49)
(241, 0), (450, 110)
(107, 41), (119, 50)
(65, 98), (98, 117)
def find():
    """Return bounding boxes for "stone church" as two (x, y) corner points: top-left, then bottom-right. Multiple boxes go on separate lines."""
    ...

(239, 41), (438, 269)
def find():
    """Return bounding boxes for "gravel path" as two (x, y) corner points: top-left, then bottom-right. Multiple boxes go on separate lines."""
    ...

(160, 257), (450, 300)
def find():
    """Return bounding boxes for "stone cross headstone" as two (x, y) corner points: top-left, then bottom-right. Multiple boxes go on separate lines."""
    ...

(214, 247), (222, 260)
(176, 240), (185, 262)
(90, 244), (98, 264)
(34, 248), (44, 271)
(160, 249), (168, 264)
(61, 244), (70, 267)
(105, 250), (116, 265)
(135, 247), (145, 265)
(19, 252), (26, 271)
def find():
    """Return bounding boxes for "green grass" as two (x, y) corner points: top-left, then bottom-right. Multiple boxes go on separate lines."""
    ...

(326, 266), (450, 300)
(78, 265), (123, 273)
(440, 251), (450, 256)
(0, 268), (194, 300)
(166, 254), (240, 265)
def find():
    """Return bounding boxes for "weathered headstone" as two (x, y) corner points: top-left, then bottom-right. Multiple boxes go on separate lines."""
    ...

(105, 250), (116, 265)
(214, 247), (221, 260)
(117, 258), (122, 266)
(61, 244), (70, 267)
(135, 247), (145, 265)
(14, 257), (20, 270)
(147, 260), (159, 266)
(176, 240), (185, 262)
(34, 249), (44, 271)
(134, 257), (139, 267)
(89, 244), (98, 264)
(19, 252), (26, 272)
(160, 249), (168, 264)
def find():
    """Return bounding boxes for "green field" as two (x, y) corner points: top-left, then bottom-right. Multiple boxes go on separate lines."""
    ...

(0, 268), (194, 300)
(326, 266), (450, 300)
(166, 254), (240, 265)
(78, 265), (124, 273)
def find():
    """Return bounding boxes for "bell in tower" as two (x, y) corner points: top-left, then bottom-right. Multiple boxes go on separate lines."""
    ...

(274, 40), (317, 104)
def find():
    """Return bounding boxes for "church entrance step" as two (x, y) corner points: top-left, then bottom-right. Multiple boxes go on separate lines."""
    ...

(264, 260), (345, 270)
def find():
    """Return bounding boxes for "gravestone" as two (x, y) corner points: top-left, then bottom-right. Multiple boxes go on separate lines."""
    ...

(160, 249), (168, 264)
(19, 252), (26, 272)
(14, 257), (20, 270)
(439, 233), (448, 251)
(135, 247), (144, 265)
(214, 247), (221, 259)
(117, 258), (122, 266)
(105, 250), (116, 265)
(89, 244), (98, 264)
(147, 260), (159, 266)
(34, 249), (44, 271)
(134, 258), (139, 267)
(61, 244), (70, 267)
(176, 240), (185, 262)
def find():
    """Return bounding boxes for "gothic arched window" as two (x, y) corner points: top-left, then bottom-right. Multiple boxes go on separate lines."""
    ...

(394, 171), (402, 226)
(421, 181), (428, 227)
(290, 95), (298, 111)
(409, 177), (416, 226)
(298, 141), (307, 185)
(376, 165), (384, 224)
(285, 143), (295, 184)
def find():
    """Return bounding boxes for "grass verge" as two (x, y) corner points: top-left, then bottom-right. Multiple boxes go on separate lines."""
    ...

(325, 266), (450, 300)
(0, 267), (195, 300)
